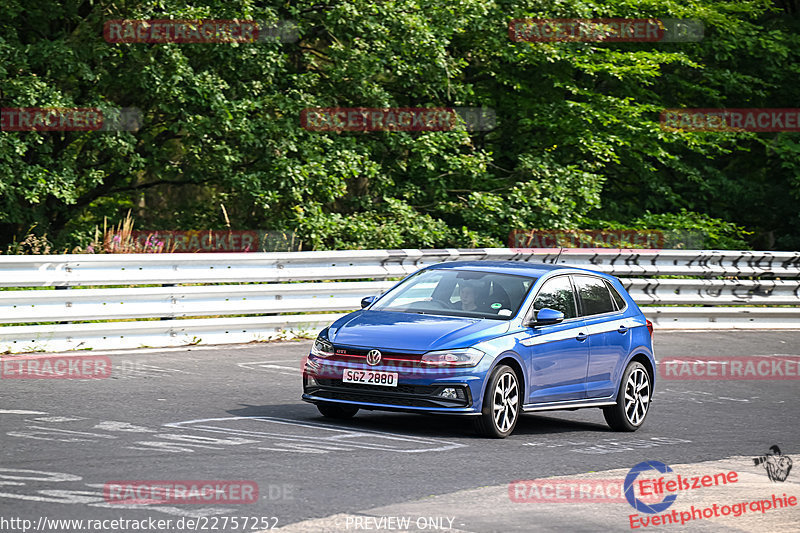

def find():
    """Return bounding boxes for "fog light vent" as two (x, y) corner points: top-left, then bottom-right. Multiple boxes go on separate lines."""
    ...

(439, 387), (463, 400)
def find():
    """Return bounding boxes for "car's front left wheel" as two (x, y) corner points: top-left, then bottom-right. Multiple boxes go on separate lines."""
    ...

(474, 364), (521, 438)
(317, 403), (359, 419)
(603, 361), (651, 431)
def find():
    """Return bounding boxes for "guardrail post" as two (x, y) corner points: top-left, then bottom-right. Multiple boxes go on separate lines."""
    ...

(55, 285), (70, 325)
(161, 283), (175, 320)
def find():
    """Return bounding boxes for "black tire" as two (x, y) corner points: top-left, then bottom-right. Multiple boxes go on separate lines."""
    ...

(317, 403), (359, 419)
(474, 364), (521, 438)
(603, 361), (651, 432)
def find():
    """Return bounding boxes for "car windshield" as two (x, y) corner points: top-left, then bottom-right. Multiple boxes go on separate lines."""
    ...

(370, 268), (536, 319)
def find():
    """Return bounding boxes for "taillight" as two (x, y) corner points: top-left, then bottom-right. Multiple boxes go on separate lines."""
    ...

(646, 319), (654, 338)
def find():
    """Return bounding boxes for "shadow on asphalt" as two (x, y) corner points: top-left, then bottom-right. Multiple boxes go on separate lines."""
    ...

(225, 403), (610, 439)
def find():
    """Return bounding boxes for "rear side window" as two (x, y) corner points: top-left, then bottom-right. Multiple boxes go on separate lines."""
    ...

(606, 281), (627, 310)
(532, 276), (578, 319)
(574, 275), (616, 316)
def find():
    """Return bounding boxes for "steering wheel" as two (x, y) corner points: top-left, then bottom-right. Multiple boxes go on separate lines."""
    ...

(407, 299), (447, 310)
(426, 299), (451, 309)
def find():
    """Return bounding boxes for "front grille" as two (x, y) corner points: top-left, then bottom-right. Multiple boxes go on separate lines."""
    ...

(331, 345), (426, 368)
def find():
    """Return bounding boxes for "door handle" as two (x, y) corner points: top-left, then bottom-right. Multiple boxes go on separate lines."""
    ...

(617, 325), (629, 334)
(576, 332), (588, 342)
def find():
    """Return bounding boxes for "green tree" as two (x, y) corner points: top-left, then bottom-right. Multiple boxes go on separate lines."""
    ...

(1, 0), (798, 251)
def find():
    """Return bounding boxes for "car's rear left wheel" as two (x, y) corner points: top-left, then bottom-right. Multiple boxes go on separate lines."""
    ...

(317, 402), (359, 419)
(603, 361), (651, 431)
(474, 364), (520, 438)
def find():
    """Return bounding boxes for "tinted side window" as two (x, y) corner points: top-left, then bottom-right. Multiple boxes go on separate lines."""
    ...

(533, 276), (577, 319)
(606, 281), (627, 310)
(574, 276), (616, 316)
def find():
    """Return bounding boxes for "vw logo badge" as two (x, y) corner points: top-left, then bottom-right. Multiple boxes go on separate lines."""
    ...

(366, 349), (382, 366)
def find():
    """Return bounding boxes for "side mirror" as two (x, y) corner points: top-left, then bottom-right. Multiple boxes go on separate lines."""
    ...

(527, 307), (564, 327)
(361, 295), (377, 309)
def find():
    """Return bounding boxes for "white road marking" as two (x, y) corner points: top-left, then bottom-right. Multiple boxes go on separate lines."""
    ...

(522, 436), (691, 454)
(0, 469), (236, 518)
(5, 410), (462, 455)
(259, 364), (301, 371)
(658, 388), (771, 405)
(8, 426), (119, 443)
(165, 416), (466, 454)
(113, 362), (190, 379)
(93, 421), (156, 433)
(238, 360), (302, 375)
(0, 469), (82, 482)
(31, 416), (86, 422)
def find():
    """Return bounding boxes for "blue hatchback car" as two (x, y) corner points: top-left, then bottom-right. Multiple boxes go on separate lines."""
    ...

(302, 261), (655, 438)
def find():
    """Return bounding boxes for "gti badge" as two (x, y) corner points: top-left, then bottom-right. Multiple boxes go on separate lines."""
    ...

(366, 349), (382, 366)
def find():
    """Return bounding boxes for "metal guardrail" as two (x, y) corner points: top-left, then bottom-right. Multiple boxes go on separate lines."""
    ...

(0, 249), (798, 353)
(1, 248), (798, 287)
(645, 307), (800, 329)
(0, 281), (394, 324)
(2, 278), (798, 325)
(621, 279), (800, 305)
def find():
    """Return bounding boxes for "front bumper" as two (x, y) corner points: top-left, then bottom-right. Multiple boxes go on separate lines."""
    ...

(302, 355), (483, 415)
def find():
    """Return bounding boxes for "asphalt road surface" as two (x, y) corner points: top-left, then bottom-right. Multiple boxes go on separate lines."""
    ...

(0, 331), (798, 532)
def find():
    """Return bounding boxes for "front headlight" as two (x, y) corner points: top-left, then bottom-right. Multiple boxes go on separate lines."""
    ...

(310, 337), (334, 358)
(420, 347), (485, 367)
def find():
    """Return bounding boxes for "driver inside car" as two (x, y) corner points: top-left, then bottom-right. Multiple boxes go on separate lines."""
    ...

(459, 282), (485, 312)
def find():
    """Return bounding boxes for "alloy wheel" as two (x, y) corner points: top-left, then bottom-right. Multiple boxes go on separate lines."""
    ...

(492, 372), (519, 433)
(624, 368), (650, 426)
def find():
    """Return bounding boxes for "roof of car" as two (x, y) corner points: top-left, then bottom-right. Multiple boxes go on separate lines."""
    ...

(425, 260), (598, 278)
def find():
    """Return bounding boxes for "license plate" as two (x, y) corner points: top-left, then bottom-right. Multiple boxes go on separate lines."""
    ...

(342, 368), (398, 387)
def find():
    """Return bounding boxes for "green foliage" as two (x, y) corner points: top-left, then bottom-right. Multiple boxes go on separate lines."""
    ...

(632, 210), (752, 250)
(582, 209), (751, 249)
(1, 0), (799, 251)
(580, 208), (752, 249)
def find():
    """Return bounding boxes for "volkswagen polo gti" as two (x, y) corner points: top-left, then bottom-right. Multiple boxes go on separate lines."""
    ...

(302, 261), (655, 438)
